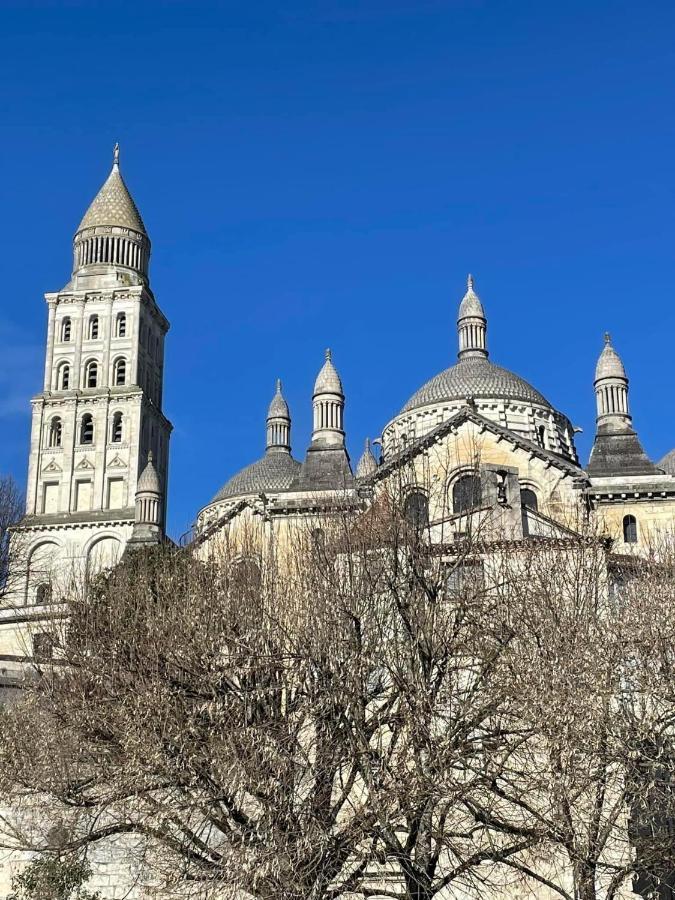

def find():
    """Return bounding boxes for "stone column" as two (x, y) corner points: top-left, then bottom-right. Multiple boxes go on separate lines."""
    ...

(72, 299), (86, 390)
(43, 298), (57, 391)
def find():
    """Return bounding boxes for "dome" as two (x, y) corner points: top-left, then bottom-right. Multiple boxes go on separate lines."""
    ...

(595, 335), (626, 381)
(314, 349), (343, 395)
(211, 453), (300, 502)
(77, 145), (147, 236)
(401, 357), (552, 414)
(658, 448), (675, 476)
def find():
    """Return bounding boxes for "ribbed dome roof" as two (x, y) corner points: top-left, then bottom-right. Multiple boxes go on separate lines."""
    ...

(658, 448), (675, 476)
(137, 452), (161, 493)
(595, 335), (626, 381)
(211, 453), (300, 502)
(355, 439), (378, 478)
(314, 349), (343, 395)
(401, 357), (551, 413)
(458, 275), (485, 319)
(267, 379), (290, 418)
(77, 147), (146, 235)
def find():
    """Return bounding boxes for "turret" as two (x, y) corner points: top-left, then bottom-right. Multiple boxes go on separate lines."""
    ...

(457, 274), (488, 360)
(355, 438), (378, 479)
(594, 333), (630, 431)
(266, 379), (291, 453)
(128, 451), (163, 546)
(312, 349), (345, 447)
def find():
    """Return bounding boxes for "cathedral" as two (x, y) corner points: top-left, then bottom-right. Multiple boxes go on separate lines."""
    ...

(4, 145), (675, 631)
(1, 146), (674, 897)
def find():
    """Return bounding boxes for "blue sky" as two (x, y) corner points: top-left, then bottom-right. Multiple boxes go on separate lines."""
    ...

(1, 0), (674, 539)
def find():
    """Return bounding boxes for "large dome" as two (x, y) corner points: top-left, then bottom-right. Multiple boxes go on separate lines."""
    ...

(211, 453), (300, 503)
(401, 357), (552, 414)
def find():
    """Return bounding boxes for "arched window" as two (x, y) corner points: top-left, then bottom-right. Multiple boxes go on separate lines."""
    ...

(80, 414), (94, 445)
(623, 514), (638, 544)
(35, 584), (52, 606)
(520, 488), (538, 512)
(88, 315), (99, 340)
(111, 411), (123, 443)
(403, 491), (429, 530)
(61, 318), (71, 342)
(113, 358), (126, 386)
(453, 474), (482, 515)
(56, 362), (70, 390)
(115, 313), (126, 337)
(85, 360), (98, 388)
(48, 417), (62, 448)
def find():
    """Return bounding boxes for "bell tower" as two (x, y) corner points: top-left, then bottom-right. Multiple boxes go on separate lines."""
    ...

(15, 146), (172, 603)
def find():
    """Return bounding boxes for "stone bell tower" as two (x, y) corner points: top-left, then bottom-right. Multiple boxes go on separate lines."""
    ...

(13, 145), (172, 604)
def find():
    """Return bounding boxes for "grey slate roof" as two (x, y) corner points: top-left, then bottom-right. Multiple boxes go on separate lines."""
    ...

(77, 161), (147, 235)
(587, 428), (660, 478)
(401, 357), (552, 413)
(314, 350), (343, 395)
(658, 448), (675, 475)
(267, 379), (290, 419)
(211, 452), (300, 502)
(291, 445), (353, 491)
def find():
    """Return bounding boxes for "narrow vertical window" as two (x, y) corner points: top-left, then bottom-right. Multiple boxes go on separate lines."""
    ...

(116, 312), (126, 337)
(61, 318), (71, 342)
(80, 414), (94, 445)
(48, 417), (62, 448)
(85, 361), (98, 388)
(113, 358), (126, 386)
(623, 514), (638, 544)
(111, 412), (123, 443)
(57, 363), (70, 391)
(88, 315), (99, 340)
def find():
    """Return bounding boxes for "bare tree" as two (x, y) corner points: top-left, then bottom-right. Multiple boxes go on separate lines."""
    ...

(0, 474), (24, 589)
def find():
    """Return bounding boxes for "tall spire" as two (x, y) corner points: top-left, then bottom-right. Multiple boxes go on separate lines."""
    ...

(457, 274), (488, 360)
(72, 144), (150, 281)
(266, 379), (291, 453)
(312, 349), (345, 446)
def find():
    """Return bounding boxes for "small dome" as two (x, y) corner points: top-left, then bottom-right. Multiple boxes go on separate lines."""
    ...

(137, 452), (161, 494)
(355, 439), (378, 478)
(595, 334), (626, 381)
(77, 145), (147, 236)
(267, 379), (290, 419)
(658, 448), (675, 476)
(211, 453), (300, 502)
(458, 274), (485, 319)
(401, 357), (551, 414)
(314, 349), (343, 396)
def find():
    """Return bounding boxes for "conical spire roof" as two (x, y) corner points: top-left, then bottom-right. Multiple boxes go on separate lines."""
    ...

(77, 144), (147, 235)
(458, 274), (485, 319)
(595, 334), (626, 381)
(137, 451), (161, 494)
(314, 349), (344, 395)
(267, 379), (290, 419)
(355, 438), (378, 478)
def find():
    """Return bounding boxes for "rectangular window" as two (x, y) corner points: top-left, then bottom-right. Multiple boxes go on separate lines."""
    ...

(42, 482), (59, 515)
(75, 479), (92, 512)
(106, 477), (125, 509)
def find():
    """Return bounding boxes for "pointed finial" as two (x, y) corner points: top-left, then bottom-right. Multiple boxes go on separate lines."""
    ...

(276, 377), (282, 393)
(467, 273), (474, 291)
(113, 143), (120, 169)
(365, 436), (370, 450)
(325, 348), (332, 361)
(147, 449), (153, 464)
(604, 332), (611, 345)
